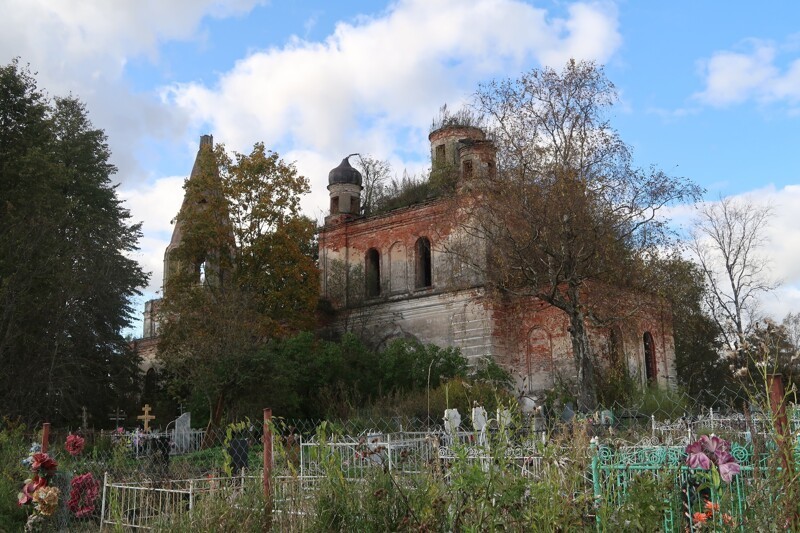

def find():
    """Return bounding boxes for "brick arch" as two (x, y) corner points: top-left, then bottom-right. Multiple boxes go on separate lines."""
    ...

(388, 241), (408, 294)
(526, 326), (554, 392)
(365, 248), (381, 298)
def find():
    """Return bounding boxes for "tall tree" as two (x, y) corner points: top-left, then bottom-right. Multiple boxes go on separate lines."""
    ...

(468, 60), (701, 410)
(354, 154), (392, 216)
(689, 196), (775, 356)
(651, 255), (729, 402)
(0, 61), (148, 425)
(158, 142), (317, 428)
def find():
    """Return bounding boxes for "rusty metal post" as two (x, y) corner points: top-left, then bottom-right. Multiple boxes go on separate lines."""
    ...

(769, 373), (799, 529)
(41, 422), (50, 453)
(768, 375), (789, 443)
(263, 408), (272, 516)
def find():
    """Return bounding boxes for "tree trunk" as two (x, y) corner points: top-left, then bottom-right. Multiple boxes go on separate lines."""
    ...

(202, 393), (226, 449)
(569, 307), (597, 412)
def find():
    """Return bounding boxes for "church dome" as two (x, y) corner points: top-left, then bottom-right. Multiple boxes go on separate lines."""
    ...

(328, 155), (362, 187)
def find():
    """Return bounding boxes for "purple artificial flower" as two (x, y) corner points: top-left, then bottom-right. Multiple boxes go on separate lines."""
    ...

(686, 440), (712, 470)
(715, 450), (741, 482)
(700, 435), (729, 456)
(685, 435), (741, 482)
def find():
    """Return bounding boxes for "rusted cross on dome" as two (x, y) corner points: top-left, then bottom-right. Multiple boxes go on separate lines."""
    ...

(137, 404), (156, 432)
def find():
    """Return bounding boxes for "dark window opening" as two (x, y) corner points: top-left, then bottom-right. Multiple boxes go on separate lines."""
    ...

(643, 332), (657, 384)
(142, 368), (157, 404)
(330, 196), (339, 214)
(415, 237), (432, 288)
(462, 159), (473, 178)
(349, 195), (359, 215)
(435, 144), (446, 164)
(488, 160), (496, 177)
(366, 248), (381, 297)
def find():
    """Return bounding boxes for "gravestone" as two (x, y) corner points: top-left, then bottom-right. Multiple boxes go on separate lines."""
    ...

(471, 403), (488, 446)
(228, 438), (249, 474)
(444, 408), (461, 445)
(173, 412), (191, 453)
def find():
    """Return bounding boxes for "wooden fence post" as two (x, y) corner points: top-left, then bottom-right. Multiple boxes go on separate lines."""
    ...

(263, 408), (272, 516)
(767, 373), (797, 528)
(41, 422), (50, 453)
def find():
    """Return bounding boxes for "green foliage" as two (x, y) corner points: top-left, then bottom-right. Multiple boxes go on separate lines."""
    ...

(0, 60), (147, 426)
(650, 255), (730, 402)
(158, 142), (317, 428)
(0, 419), (28, 531)
(377, 338), (468, 392)
(596, 471), (673, 532)
(469, 356), (514, 389)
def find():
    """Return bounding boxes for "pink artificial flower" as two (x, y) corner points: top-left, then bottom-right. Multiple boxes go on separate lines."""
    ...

(65, 434), (85, 456)
(18, 476), (47, 506)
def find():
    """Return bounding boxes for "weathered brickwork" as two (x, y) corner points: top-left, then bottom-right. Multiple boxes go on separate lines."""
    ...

(319, 124), (677, 394)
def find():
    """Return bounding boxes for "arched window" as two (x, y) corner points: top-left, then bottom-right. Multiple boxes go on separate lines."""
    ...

(526, 327), (553, 392)
(366, 248), (381, 297)
(643, 332), (657, 384)
(415, 237), (432, 289)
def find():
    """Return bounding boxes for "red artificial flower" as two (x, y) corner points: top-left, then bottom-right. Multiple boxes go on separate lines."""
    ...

(30, 453), (57, 476)
(65, 434), (85, 456)
(704, 500), (720, 513)
(67, 473), (99, 518)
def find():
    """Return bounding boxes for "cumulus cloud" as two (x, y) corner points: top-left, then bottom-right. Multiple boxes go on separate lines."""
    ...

(165, 0), (621, 213)
(0, 0), (266, 185)
(120, 175), (186, 292)
(694, 39), (800, 107)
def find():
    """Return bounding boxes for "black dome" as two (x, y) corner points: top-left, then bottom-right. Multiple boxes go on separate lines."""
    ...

(328, 155), (362, 186)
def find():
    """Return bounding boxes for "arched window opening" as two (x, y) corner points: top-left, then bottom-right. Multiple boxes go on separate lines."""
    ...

(643, 332), (657, 384)
(415, 237), (432, 289)
(462, 159), (473, 179)
(366, 248), (381, 297)
(199, 260), (207, 284)
(330, 196), (339, 214)
(526, 327), (553, 392)
(142, 368), (157, 404)
(435, 144), (446, 164)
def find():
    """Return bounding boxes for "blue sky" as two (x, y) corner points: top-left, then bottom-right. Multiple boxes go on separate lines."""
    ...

(3, 0), (800, 333)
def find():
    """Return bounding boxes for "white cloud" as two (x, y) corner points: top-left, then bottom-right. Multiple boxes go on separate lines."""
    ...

(695, 39), (800, 107)
(120, 176), (186, 292)
(165, 0), (621, 213)
(685, 185), (800, 321)
(0, 0), (266, 185)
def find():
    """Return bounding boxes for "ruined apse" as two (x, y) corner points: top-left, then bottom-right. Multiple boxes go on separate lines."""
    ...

(317, 124), (676, 395)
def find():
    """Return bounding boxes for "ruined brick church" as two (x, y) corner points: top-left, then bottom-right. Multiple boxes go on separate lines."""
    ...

(318, 123), (676, 394)
(135, 127), (676, 396)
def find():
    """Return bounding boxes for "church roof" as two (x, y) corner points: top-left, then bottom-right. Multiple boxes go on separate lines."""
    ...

(328, 155), (362, 187)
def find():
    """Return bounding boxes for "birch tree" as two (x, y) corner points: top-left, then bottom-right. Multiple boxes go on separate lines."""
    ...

(689, 196), (775, 354)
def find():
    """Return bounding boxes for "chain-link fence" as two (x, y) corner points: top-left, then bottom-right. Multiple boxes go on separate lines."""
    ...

(8, 380), (800, 531)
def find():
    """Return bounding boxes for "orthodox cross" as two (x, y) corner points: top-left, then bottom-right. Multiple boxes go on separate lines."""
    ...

(137, 404), (156, 432)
